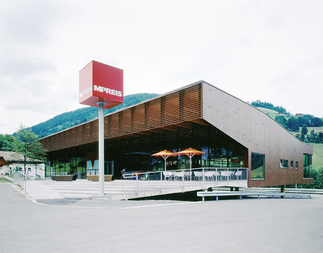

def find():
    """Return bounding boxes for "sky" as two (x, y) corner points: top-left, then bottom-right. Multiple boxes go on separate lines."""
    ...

(0, 0), (322, 134)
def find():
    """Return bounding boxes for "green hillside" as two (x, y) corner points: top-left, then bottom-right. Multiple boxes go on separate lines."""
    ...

(256, 107), (280, 119)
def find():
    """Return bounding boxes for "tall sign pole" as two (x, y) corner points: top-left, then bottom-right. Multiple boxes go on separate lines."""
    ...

(98, 101), (105, 196)
(79, 60), (123, 197)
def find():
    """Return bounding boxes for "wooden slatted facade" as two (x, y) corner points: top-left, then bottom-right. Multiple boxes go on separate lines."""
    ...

(41, 83), (202, 152)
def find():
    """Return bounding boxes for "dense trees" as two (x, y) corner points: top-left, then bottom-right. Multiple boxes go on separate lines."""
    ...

(298, 115), (323, 127)
(251, 100), (287, 114)
(275, 114), (323, 131)
(312, 117), (323, 127)
(0, 134), (15, 151)
(275, 115), (288, 129)
(287, 117), (299, 132)
(299, 168), (323, 189)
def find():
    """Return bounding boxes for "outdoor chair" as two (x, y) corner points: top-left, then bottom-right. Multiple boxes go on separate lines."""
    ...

(213, 171), (220, 180)
(235, 171), (242, 179)
(205, 171), (214, 181)
(221, 171), (233, 180)
(184, 171), (192, 180)
(163, 171), (174, 180)
(194, 171), (204, 181)
(175, 171), (184, 180)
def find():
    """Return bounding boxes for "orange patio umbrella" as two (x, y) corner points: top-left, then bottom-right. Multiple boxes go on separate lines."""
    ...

(176, 148), (205, 180)
(151, 150), (178, 171)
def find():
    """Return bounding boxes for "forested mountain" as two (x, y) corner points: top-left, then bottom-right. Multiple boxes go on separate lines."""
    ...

(30, 93), (159, 138)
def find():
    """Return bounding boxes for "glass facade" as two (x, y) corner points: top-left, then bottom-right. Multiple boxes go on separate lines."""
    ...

(303, 154), (312, 178)
(49, 146), (87, 178)
(47, 123), (248, 179)
(251, 153), (265, 179)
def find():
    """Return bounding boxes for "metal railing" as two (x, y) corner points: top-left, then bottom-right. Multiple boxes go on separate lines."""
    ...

(122, 167), (248, 182)
(13, 171), (27, 191)
(120, 167), (248, 194)
(244, 187), (323, 195)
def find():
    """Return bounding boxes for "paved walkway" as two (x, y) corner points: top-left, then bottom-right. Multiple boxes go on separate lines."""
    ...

(24, 179), (228, 201)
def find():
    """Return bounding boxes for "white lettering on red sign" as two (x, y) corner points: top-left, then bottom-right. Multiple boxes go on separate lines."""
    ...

(93, 85), (122, 97)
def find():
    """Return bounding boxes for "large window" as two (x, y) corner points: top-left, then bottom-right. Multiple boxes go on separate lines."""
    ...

(251, 153), (265, 179)
(303, 154), (312, 178)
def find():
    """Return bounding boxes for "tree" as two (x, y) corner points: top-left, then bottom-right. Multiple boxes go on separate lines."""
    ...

(319, 132), (323, 143)
(312, 117), (323, 127)
(308, 130), (316, 142)
(297, 116), (309, 127)
(287, 117), (299, 132)
(0, 134), (15, 151)
(301, 124), (308, 141)
(275, 115), (288, 129)
(12, 124), (47, 175)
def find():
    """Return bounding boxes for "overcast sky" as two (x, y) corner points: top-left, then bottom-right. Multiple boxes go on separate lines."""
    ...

(1, 0), (322, 134)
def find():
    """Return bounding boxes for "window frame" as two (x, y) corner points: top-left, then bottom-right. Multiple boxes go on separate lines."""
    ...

(251, 152), (265, 180)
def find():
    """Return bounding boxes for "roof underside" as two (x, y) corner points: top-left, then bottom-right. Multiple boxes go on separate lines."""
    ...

(41, 82), (203, 152)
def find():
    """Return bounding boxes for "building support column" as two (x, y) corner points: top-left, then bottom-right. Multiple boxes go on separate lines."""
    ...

(281, 185), (285, 199)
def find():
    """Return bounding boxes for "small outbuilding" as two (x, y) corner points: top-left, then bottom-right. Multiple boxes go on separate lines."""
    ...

(0, 151), (45, 179)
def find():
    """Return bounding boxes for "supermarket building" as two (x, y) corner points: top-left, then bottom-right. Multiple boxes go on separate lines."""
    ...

(40, 81), (313, 188)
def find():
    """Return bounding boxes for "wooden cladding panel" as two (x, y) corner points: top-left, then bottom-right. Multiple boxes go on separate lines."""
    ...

(41, 83), (202, 152)
(181, 88), (201, 121)
(75, 126), (82, 144)
(146, 98), (161, 129)
(163, 93), (180, 125)
(83, 124), (91, 143)
(120, 109), (132, 135)
(132, 104), (145, 132)
(109, 113), (119, 137)
(104, 116), (109, 137)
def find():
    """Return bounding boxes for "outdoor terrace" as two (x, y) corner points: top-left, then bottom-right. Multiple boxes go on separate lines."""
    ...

(13, 168), (248, 200)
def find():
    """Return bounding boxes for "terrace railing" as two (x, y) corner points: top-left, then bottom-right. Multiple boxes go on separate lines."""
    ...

(120, 167), (248, 194)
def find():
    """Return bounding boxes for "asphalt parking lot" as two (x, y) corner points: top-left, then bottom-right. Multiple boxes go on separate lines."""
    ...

(1, 183), (322, 253)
